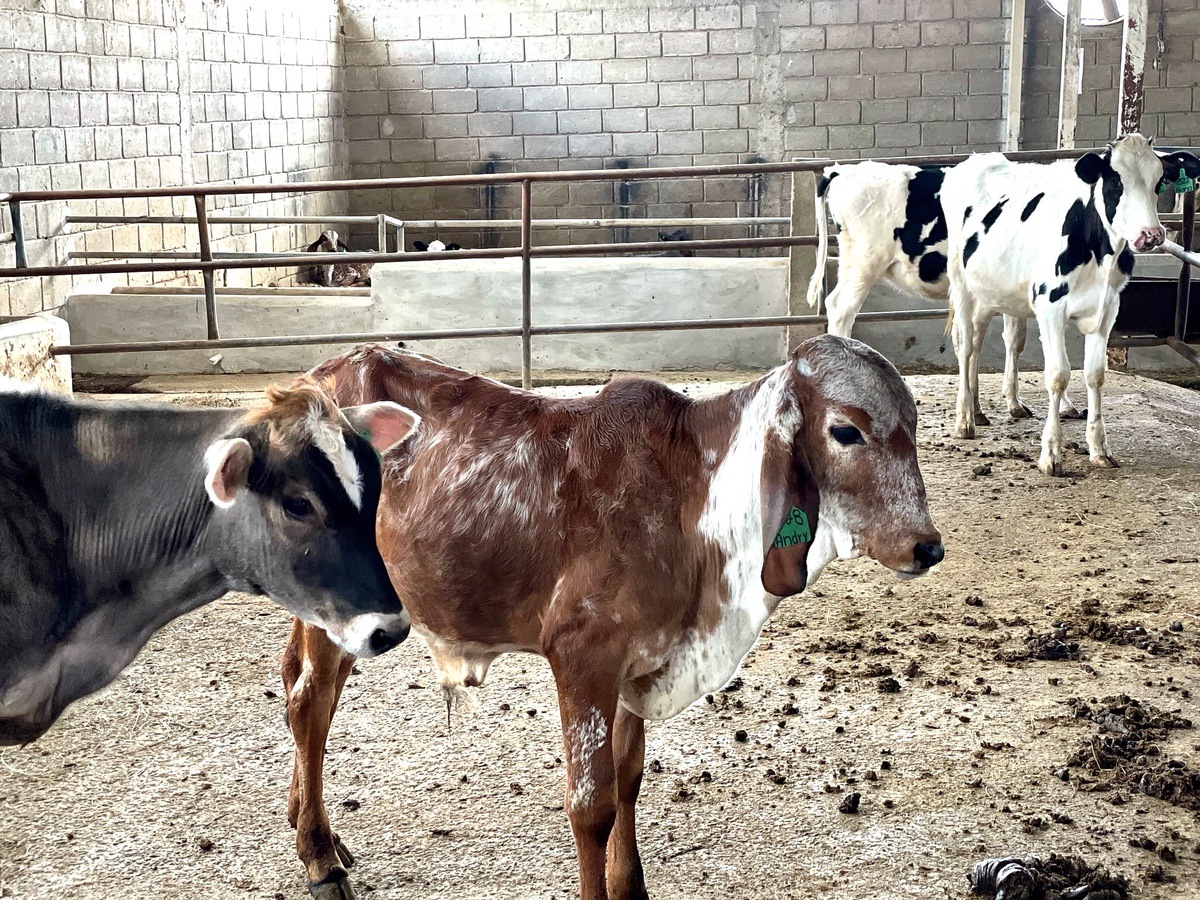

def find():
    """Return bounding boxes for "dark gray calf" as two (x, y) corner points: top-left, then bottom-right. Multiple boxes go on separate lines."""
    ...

(0, 378), (417, 745)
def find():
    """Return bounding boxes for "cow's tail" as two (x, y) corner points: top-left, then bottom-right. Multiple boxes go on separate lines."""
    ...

(806, 170), (832, 309)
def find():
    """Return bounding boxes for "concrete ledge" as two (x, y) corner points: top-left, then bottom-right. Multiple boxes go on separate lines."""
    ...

(0, 315), (71, 394)
(372, 256), (789, 371)
(62, 288), (374, 375)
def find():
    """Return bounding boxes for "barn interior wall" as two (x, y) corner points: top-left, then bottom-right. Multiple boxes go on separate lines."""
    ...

(340, 0), (1200, 248)
(0, 0), (348, 316)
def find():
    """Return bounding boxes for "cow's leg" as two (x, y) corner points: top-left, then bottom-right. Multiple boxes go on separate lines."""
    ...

(607, 705), (648, 900)
(549, 659), (620, 900)
(1059, 393), (1087, 419)
(1001, 315), (1034, 418)
(282, 620), (357, 900)
(1036, 306), (1070, 476)
(1084, 317), (1118, 468)
(969, 310), (992, 426)
(824, 278), (873, 338)
(953, 290), (979, 439)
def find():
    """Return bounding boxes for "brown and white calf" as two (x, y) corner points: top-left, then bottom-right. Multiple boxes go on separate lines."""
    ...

(281, 336), (943, 900)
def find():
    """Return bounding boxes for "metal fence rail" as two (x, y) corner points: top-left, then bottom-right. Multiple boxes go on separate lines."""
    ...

(7, 144), (1191, 387)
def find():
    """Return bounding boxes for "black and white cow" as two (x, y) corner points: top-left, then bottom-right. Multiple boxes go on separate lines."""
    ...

(411, 239), (462, 252)
(942, 134), (1200, 475)
(0, 378), (418, 745)
(807, 161), (1084, 421)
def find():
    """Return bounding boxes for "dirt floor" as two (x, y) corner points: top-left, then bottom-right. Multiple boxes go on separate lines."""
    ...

(2, 368), (1199, 900)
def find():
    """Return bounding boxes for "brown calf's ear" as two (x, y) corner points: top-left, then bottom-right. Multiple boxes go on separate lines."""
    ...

(203, 437), (254, 508)
(342, 402), (421, 456)
(759, 433), (820, 598)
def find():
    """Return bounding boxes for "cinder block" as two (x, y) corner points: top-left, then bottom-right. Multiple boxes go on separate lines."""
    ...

(513, 110), (558, 134)
(569, 84), (614, 109)
(647, 105), (693, 131)
(953, 44), (1000, 70)
(780, 26), (824, 52)
(421, 14), (466, 40)
(478, 87), (522, 111)
(523, 134), (568, 158)
(828, 123), (874, 150)
(906, 46), (954, 72)
(557, 60), (603, 84)
(702, 129), (749, 153)
(512, 61), (556, 85)
(659, 81), (703, 106)
(613, 82), (658, 108)
(424, 114), (469, 138)
(388, 40), (435, 65)
(468, 64), (513, 88)
(558, 11), (602, 35)
(421, 65), (467, 89)
(600, 108), (648, 132)
(920, 119), (968, 145)
(873, 22), (920, 48)
(658, 130), (703, 154)
(693, 55), (738, 80)
(829, 74), (875, 100)
(603, 8), (650, 32)
(647, 57), (691, 81)
(697, 6), (741, 29)
(571, 34), (616, 60)
(480, 37), (525, 63)
(662, 31), (708, 57)
(34, 128), (66, 164)
(859, 0), (907, 22)
(617, 32), (662, 58)
(568, 133), (612, 156)
(613, 132), (657, 156)
(434, 137), (479, 161)
(814, 99), (861, 125)
(969, 18), (1008, 45)
(908, 96), (954, 120)
(437, 38), (482, 64)
(861, 47), (907, 73)
(921, 71), (969, 96)
(524, 35), (570, 61)
(875, 122), (921, 146)
(478, 135), (522, 158)
(907, 0), (954, 17)
(709, 28), (754, 55)
(17, 90), (50, 127)
(469, 112), (513, 136)
(601, 58), (647, 83)
(693, 104), (738, 129)
(811, 0), (858, 24)
(557, 108), (602, 133)
(0, 130), (35, 166)
(511, 12), (557, 36)
(649, 8), (694, 31)
(466, 11), (511, 38)
(813, 50), (860, 75)
(827, 24), (875, 49)
(954, 94), (1001, 120)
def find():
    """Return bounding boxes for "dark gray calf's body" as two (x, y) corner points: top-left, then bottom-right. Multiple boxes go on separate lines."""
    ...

(0, 382), (416, 745)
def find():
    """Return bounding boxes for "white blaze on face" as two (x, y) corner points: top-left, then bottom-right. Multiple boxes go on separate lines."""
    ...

(308, 409), (363, 509)
(566, 706), (607, 811)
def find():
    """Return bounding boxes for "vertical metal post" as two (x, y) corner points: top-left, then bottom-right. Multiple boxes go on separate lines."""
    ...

(376, 213), (388, 253)
(397, 222), (406, 252)
(193, 194), (219, 340)
(1117, 0), (1148, 136)
(1004, 0), (1027, 151)
(8, 200), (27, 268)
(1057, 0), (1083, 149)
(1175, 188), (1195, 342)
(786, 169), (824, 352)
(520, 179), (532, 390)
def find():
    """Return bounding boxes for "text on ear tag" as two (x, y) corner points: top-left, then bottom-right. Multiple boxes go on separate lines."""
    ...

(772, 506), (812, 549)
(1176, 172), (1195, 194)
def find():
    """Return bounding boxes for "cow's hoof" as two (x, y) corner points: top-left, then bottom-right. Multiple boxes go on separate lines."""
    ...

(973, 411), (991, 427)
(333, 834), (355, 869)
(309, 868), (356, 900)
(1039, 458), (1065, 477)
(1008, 402), (1033, 420)
(1090, 454), (1119, 469)
(956, 423), (976, 439)
(1060, 405), (1087, 420)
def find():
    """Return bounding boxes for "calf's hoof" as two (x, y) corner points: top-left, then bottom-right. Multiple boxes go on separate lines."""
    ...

(1060, 405), (1087, 420)
(1038, 457), (1065, 477)
(1008, 402), (1033, 420)
(333, 833), (356, 869)
(1090, 454), (1119, 469)
(973, 411), (991, 426)
(309, 867), (356, 900)
(956, 423), (976, 440)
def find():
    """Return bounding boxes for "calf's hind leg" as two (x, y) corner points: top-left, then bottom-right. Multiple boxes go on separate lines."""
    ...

(607, 705), (649, 900)
(1084, 323), (1118, 467)
(282, 620), (358, 900)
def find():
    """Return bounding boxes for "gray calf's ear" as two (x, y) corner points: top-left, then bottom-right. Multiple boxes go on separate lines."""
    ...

(204, 437), (254, 508)
(343, 402), (421, 455)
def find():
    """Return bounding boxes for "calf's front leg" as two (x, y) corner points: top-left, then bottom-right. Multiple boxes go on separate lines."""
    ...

(1083, 326), (1117, 467)
(1001, 315), (1034, 419)
(607, 705), (649, 900)
(282, 620), (357, 900)
(1036, 307), (1070, 476)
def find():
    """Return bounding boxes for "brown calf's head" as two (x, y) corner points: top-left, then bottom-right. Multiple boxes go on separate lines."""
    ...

(761, 335), (942, 596)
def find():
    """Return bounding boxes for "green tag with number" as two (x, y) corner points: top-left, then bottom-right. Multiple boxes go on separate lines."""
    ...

(1176, 173), (1195, 194)
(772, 506), (812, 549)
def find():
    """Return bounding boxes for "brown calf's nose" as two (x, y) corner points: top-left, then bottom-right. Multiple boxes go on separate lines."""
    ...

(913, 541), (945, 570)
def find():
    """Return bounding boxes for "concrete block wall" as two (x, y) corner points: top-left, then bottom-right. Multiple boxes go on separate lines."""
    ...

(0, 0), (348, 317)
(341, 0), (1200, 248)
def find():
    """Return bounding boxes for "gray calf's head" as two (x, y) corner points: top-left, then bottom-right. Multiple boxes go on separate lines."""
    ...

(204, 380), (417, 657)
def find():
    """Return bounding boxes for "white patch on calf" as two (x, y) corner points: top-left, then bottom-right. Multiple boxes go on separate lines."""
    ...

(566, 707), (607, 811)
(0, 376), (39, 394)
(309, 409), (363, 509)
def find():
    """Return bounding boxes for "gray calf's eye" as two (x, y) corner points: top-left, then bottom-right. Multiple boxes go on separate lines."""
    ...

(282, 495), (316, 521)
(830, 425), (865, 446)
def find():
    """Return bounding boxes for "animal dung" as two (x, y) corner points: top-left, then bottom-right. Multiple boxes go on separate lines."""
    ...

(968, 854), (1130, 900)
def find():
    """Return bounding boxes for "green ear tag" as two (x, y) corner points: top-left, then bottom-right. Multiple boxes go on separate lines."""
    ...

(772, 506), (812, 549)
(359, 430), (382, 460)
(1175, 172), (1195, 194)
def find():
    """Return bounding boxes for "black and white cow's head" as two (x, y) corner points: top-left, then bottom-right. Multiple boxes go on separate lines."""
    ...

(205, 380), (418, 657)
(1075, 133), (1200, 252)
(412, 239), (462, 252)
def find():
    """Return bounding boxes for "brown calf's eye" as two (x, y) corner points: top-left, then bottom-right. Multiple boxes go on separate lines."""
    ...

(830, 425), (865, 446)
(282, 495), (316, 521)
